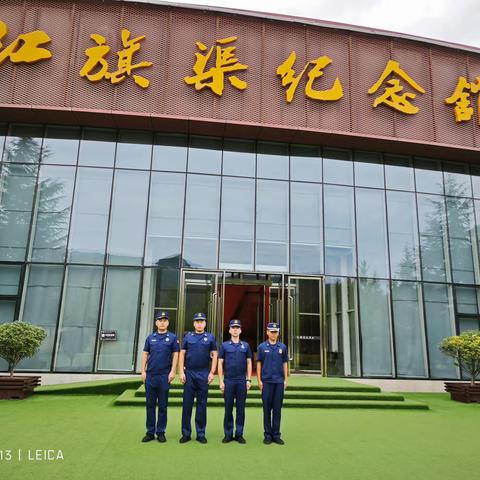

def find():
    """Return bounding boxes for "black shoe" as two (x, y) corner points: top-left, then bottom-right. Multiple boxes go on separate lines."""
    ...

(273, 437), (285, 445)
(222, 436), (233, 443)
(196, 436), (208, 444)
(263, 437), (272, 445)
(157, 433), (166, 443)
(142, 434), (155, 443)
(179, 436), (191, 444)
(235, 435), (246, 444)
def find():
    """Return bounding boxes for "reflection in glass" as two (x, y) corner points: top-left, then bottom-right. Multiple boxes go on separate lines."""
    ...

(391, 281), (427, 377)
(290, 144), (322, 182)
(356, 188), (388, 278)
(323, 148), (353, 185)
(188, 136), (222, 174)
(291, 182), (323, 274)
(387, 191), (420, 280)
(354, 151), (383, 188)
(183, 174), (220, 268)
(455, 286), (478, 314)
(108, 170), (149, 265)
(79, 128), (116, 167)
(223, 138), (255, 177)
(0, 163), (37, 261)
(3, 124), (43, 163)
(31, 166), (75, 262)
(324, 185), (355, 276)
(152, 133), (187, 172)
(0, 265), (21, 295)
(359, 278), (392, 376)
(471, 165), (480, 198)
(256, 180), (289, 271)
(220, 177), (254, 270)
(444, 162), (472, 197)
(385, 154), (414, 191)
(68, 168), (113, 264)
(415, 158), (443, 195)
(42, 126), (80, 165)
(115, 130), (152, 169)
(55, 266), (103, 372)
(256, 142), (289, 180)
(146, 172), (185, 267)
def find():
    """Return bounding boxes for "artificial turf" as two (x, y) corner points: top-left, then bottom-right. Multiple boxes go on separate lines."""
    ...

(0, 392), (479, 480)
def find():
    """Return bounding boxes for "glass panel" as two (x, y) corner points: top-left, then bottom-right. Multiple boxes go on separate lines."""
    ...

(354, 151), (384, 188)
(0, 124), (6, 158)
(18, 265), (63, 371)
(187, 136), (222, 175)
(415, 157), (444, 195)
(145, 172), (185, 267)
(78, 128), (116, 167)
(183, 174), (220, 268)
(256, 180), (289, 272)
(97, 267), (141, 371)
(291, 182), (323, 274)
(115, 130), (152, 169)
(444, 162), (472, 197)
(0, 265), (21, 295)
(455, 286), (477, 314)
(385, 154), (414, 191)
(3, 124), (43, 163)
(219, 177), (254, 270)
(55, 266), (103, 372)
(256, 141), (289, 180)
(356, 188), (389, 278)
(391, 281), (427, 377)
(42, 126), (80, 165)
(152, 133), (187, 172)
(107, 170), (149, 265)
(423, 284), (458, 379)
(323, 148), (353, 185)
(68, 168), (112, 264)
(290, 144), (322, 183)
(223, 138), (255, 177)
(446, 196), (476, 283)
(0, 163), (37, 261)
(0, 301), (16, 323)
(387, 191), (420, 280)
(417, 194), (448, 282)
(324, 185), (356, 276)
(31, 165), (75, 262)
(359, 278), (392, 376)
(471, 165), (480, 199)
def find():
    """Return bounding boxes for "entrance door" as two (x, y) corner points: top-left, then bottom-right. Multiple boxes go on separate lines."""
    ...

(287, 276), (325, 373)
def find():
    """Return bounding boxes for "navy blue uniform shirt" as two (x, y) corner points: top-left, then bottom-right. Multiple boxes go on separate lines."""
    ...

(218, 340), (252, 381)
(257, 341), (288, 383)
(143, 331), (180, 374)
(181, 331), (217, 371)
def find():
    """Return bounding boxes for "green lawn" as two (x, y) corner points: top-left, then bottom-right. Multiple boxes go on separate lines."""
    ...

(0, 391), (479, 480)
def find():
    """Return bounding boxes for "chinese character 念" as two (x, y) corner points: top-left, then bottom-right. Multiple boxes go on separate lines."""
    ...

(184, 36), (248, 96)
(0, 19), (52, 66)
(368, 60), (425, 114)
(276, 51), (343, 103)
(445, 76), (480, 123)
(80, 29), (153, 88)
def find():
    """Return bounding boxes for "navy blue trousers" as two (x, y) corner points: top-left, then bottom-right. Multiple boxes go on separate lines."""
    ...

(145, 373), (170, 435)
(223, 379), (247, 437)
(261, 382), (284, 440)
(181, 370), (209, 438)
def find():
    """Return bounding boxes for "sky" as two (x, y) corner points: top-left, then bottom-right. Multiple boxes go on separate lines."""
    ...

(154, 0), (480, 49)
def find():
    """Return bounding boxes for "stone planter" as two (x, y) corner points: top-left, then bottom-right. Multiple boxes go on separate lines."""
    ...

(444, 382), (480, 403)
(0, 375), (41, 400)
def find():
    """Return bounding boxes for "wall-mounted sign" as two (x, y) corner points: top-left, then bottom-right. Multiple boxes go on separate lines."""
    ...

(100, 330), (117, 342)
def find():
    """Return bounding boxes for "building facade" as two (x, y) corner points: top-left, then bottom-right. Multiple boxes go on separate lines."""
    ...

(1, 0), (480, 379)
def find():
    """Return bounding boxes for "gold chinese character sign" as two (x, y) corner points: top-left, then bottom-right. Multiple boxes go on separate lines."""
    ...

(445, 76), (480, 123)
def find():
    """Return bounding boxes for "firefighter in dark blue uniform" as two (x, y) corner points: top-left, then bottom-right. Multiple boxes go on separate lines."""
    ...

(178, 312), (217, 444)
(141, 311), (179, 443)
(257, 322), (289, 445)
(218, 319), (253, 444)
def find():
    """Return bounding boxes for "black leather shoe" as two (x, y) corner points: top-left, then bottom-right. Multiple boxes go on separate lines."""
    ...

(157, 433), (166, 443)
(179, 436), (191, 444)
(263, 437), (272, 445)
(222, 436), (233, 443)
(273, 437), (285, 445)
(142, 434), (155, 443)
(197, 437), (208, 444)
(235, 436), (246, 444)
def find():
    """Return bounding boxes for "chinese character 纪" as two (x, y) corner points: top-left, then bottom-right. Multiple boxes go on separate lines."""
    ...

(0, 19), (52, 66)
(184, 36), (248, 96)
(80, 29), (153, 88)
(276, 51), (343, 103)
(368, 60), (425, 114)
(445, 76), (480, 123)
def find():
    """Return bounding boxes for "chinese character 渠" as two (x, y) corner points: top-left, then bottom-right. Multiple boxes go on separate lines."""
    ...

(445, 76), (480, 123)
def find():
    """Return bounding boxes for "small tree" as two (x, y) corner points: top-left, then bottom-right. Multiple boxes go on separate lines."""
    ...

(440, 331), (480, 385)
(0, 321), (47, 376)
